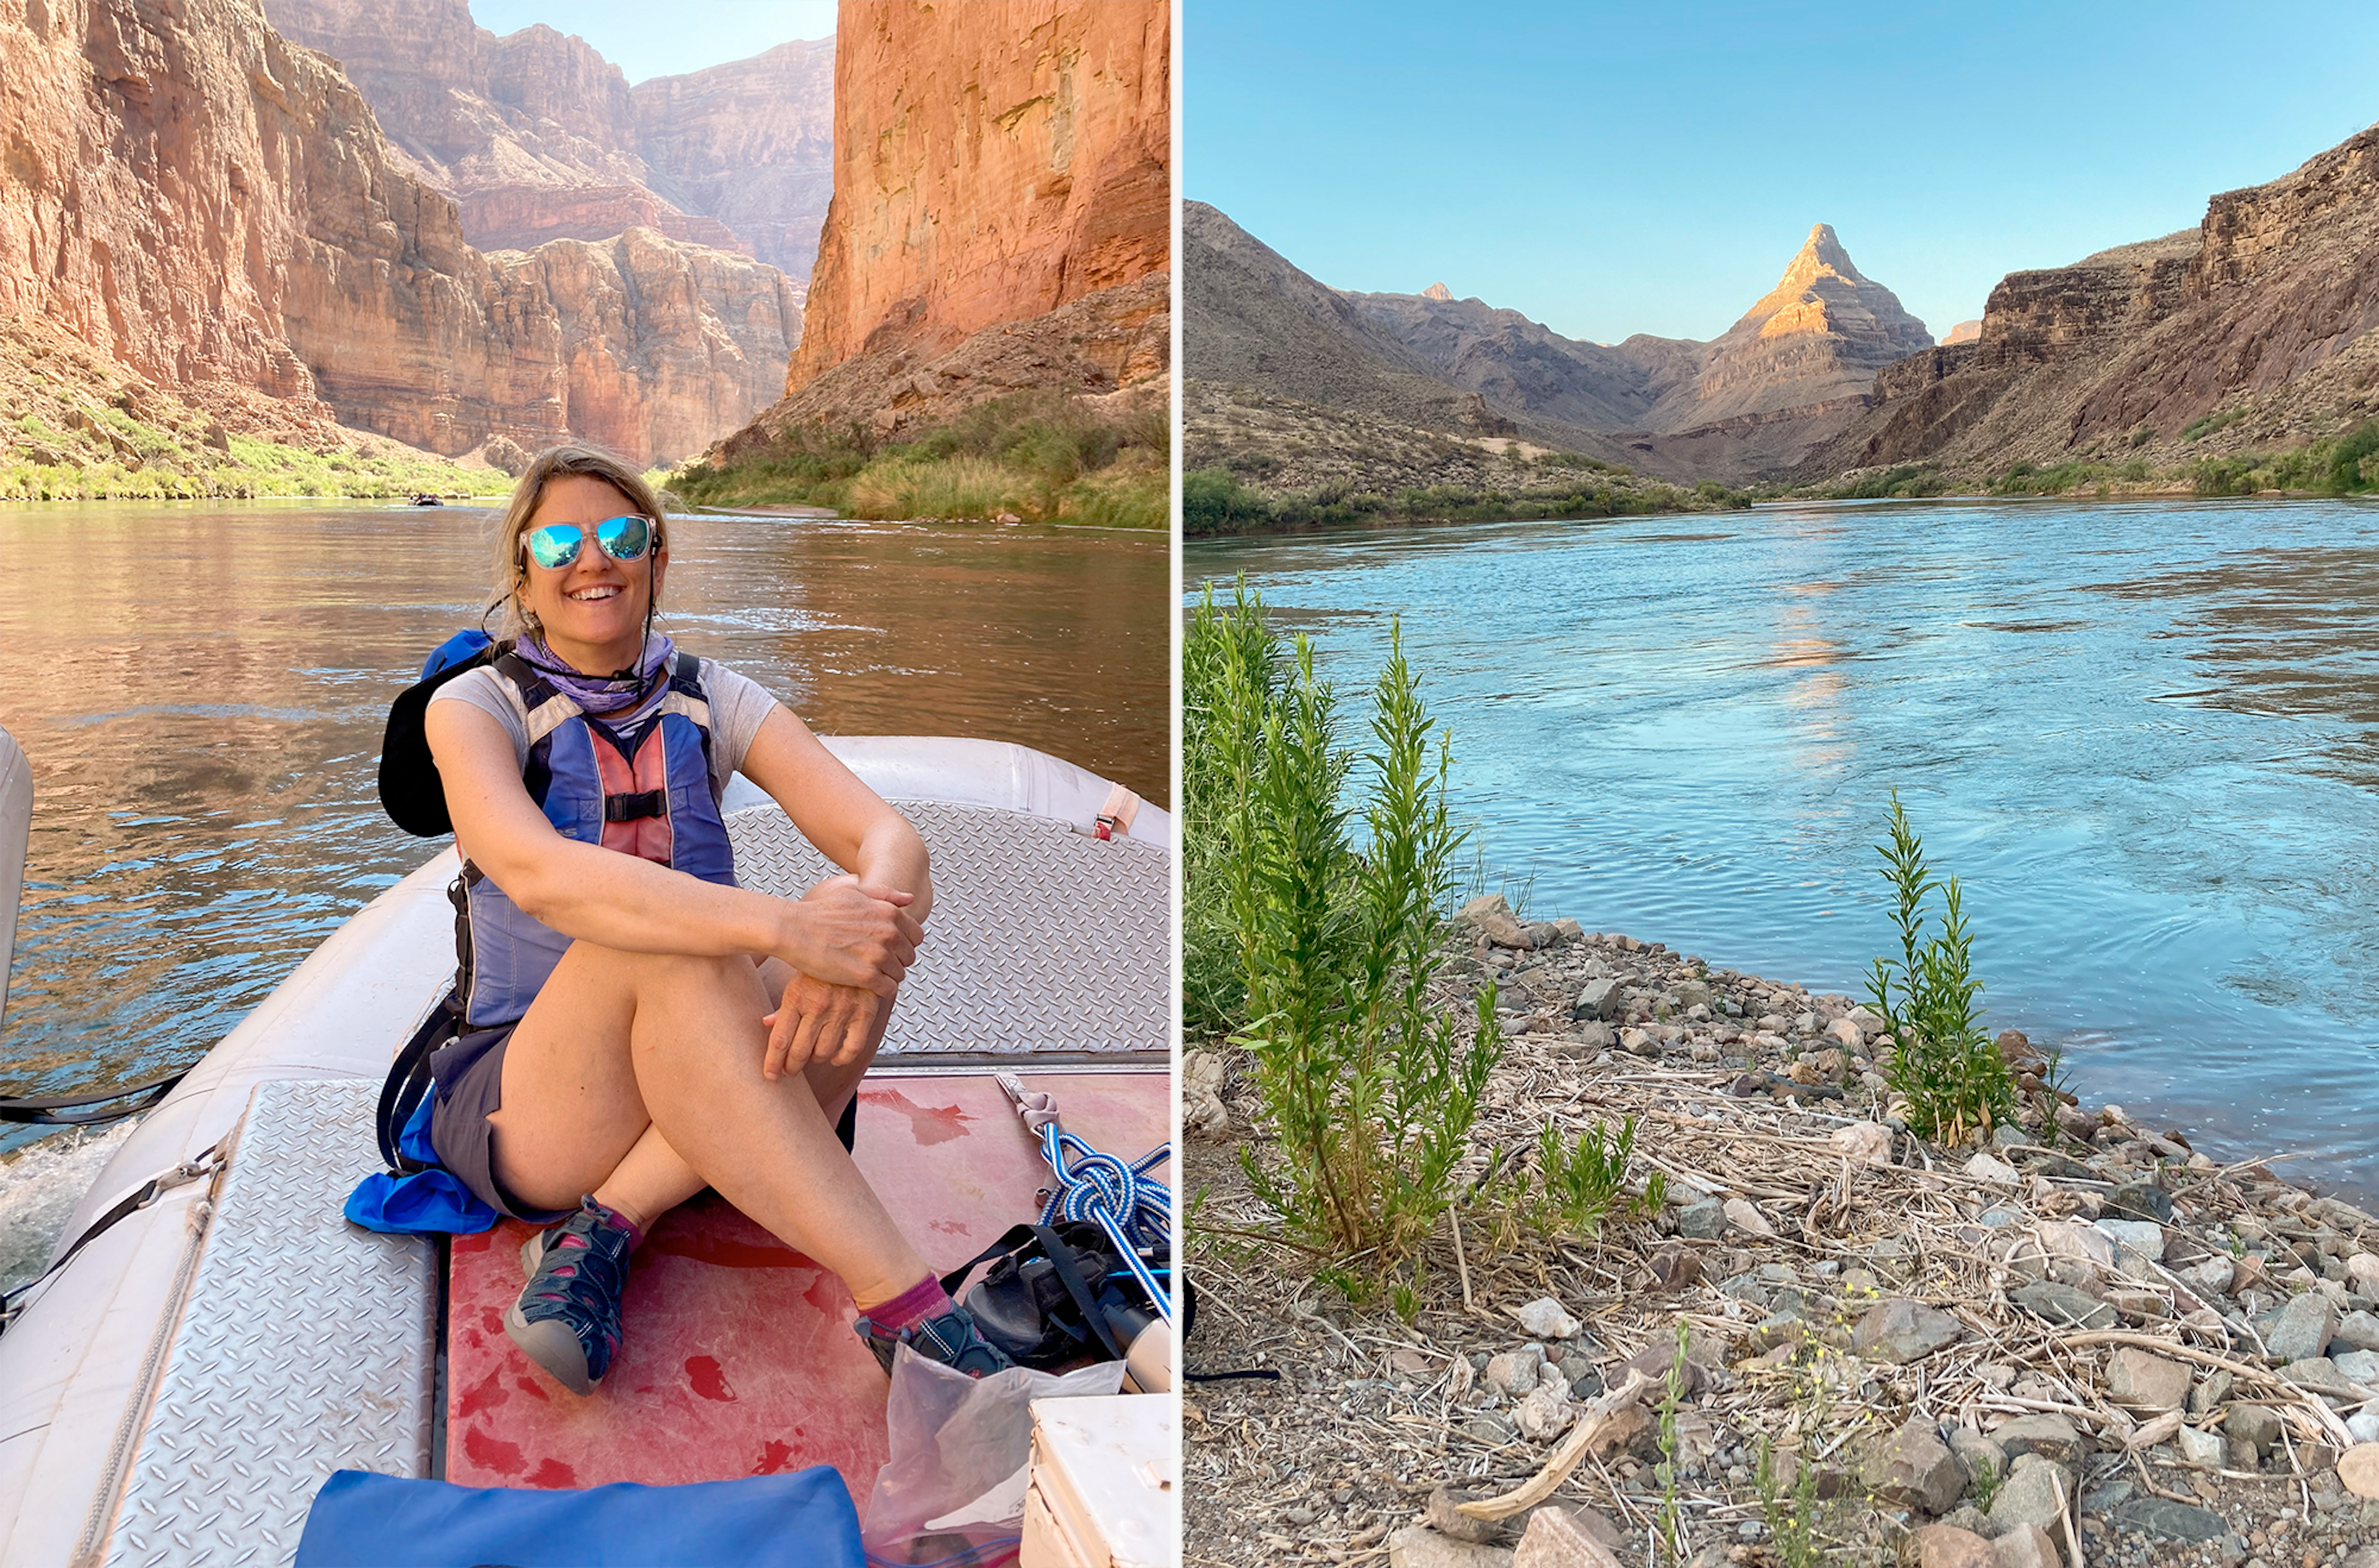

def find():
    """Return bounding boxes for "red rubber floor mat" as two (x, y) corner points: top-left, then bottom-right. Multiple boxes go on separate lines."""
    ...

(443, 1071), (1168, 1497)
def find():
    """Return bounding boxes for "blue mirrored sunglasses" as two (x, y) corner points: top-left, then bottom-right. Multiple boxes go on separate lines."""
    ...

(521, 514), (654, 571)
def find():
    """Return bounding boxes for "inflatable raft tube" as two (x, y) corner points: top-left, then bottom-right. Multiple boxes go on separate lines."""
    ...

(0, 737), (1169, 1567)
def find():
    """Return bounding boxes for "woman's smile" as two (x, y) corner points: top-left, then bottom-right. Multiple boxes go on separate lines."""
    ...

(522, 474), (667, 672)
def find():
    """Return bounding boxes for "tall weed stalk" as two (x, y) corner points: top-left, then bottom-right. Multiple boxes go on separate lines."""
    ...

(1865, 792), (2012, 1143)
(1182, 580), (1284, 1038)
(1189, 581), (1501, 1263)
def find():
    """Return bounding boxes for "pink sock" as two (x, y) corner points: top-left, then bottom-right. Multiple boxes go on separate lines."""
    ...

(584, 1196), (644, 1248)
(869, 1274), (955, 1332)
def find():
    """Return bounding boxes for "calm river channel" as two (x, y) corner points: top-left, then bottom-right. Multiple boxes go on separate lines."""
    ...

(0, 501), (1165, 1283)
(1190, 496), (2379, 1203)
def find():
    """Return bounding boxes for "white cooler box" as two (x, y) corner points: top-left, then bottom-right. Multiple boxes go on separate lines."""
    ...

(1019, 1393), (1178, 1567)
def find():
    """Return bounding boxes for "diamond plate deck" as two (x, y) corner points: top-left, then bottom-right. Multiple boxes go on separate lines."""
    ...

(100, 1079), (436, 1568)
(725, 801), (1167, 1062)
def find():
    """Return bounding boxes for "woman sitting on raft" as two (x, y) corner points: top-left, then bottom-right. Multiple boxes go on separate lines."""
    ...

(422, 443), (1010, 1395)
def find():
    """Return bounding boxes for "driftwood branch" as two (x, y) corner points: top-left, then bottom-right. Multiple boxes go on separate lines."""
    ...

(1454, 1371), (1655, 1521)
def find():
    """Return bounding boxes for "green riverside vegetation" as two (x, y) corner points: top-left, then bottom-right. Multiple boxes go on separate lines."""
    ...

(670, 391), (1167, 528)
(1188, 579), (1502, 1263)
(1184, 467), (1749, 535)
(1865, 792), (2014, 1145)
(1800, 417), (2379, 502)
(3, 420), (502, 502)
(1188, 580), (1666, 1299)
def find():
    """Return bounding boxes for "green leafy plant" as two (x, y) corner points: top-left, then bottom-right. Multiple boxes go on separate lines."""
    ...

(1193, 585), (1503, 1264)
(1181, 579), (1286, 1040)
(1656, 1319), (1690, 1563)
(1865, 792), (2012, 1143)
(1533, 1115), (1650, 1235)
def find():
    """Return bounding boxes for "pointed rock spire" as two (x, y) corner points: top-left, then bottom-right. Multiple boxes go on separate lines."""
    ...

(1647, 223), (1932, 431)
(1421, 282), (1452, 302)
(1795, 222), (1863, 283)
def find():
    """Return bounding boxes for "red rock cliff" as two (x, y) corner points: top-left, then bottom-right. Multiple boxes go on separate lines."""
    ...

(263, 0), (834, 278)
(0, 0), (800, 466)
(786, 0), (1169, 396)
(489, 229), (799, 466)
(631, 39), (836, 280)
(1, 0), (568, 453)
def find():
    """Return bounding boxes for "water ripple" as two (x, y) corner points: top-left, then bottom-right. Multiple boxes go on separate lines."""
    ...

(1191, 497), (2379, 1202)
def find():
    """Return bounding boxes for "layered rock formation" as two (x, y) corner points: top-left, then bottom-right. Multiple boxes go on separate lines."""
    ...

(1185, 203), (1548, 442)
(1649, 224), (1932, 430)
(0, 0), (792, 466)
(1343, 225), (1929, 479)
(261, 0), (834, 278)
(1803, 122), (2379, 481)
(1, 0), (567, 453)
(631, 40), (836, 281)
(727, 0), (1170, 445)
(491, 230), (800, 466)
(1339, 284), (1667, 434)
(1190, 206), (1933, 481)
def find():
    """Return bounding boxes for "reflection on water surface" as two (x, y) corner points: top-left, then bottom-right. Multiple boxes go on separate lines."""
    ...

(0, 502), (1164, 1160)
(1191, 496), (2379, 1202)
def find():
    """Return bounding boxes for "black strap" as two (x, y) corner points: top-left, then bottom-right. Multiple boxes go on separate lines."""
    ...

(0, 1145), (220, 1333)
(1030, 1223), (1127, 1364)
(0, 1069), (187, 1126)
(937, 1222), (1042, 1297)
(377, 990), (463, 1174)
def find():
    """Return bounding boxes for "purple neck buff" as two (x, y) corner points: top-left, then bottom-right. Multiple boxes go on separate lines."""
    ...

(518, 631), (676, 717)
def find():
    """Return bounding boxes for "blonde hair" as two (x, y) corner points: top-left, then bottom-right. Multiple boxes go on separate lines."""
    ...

(488, 443), (670, 641)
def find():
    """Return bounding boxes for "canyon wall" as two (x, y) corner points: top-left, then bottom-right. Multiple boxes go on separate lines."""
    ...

(1194, 207), (1928, 481)
(491, 230), (799, 466)
(1, 0), (567, 452)
(629, 39), (836, 281)
(781, 0), (1170, 410)
(262, 0), (834, 279)
(0, 0), (792, 466)
(1803, 123), (2379, 481)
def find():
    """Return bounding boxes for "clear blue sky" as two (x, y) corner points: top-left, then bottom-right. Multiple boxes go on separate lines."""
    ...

(468, 1), (833, 84)
(1188, 1), (2379, 344)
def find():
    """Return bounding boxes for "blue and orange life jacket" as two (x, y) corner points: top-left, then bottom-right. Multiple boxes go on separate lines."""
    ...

(353, 634), (748, 1233)
(452, 647), (741, 1029)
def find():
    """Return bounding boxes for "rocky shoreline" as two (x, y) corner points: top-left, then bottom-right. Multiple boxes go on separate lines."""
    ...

(1183, 900), (2379, 1568)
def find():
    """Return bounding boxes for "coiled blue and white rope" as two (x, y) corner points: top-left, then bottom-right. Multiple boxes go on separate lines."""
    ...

(999, 1074), (1173, 1323)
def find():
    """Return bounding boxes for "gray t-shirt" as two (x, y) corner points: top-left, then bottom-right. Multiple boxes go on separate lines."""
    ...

(428, 655), (781, 799)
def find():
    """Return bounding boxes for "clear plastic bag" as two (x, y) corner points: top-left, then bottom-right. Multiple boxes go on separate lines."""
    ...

(860, 1349), (1124, 1567)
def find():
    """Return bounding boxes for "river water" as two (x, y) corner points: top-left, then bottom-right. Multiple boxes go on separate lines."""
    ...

(0, 501), (1166, 1283)
(1190, 496), (2379, 1203)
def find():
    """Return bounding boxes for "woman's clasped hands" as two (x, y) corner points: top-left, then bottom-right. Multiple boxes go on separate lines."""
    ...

(761, 875), (924, 1079)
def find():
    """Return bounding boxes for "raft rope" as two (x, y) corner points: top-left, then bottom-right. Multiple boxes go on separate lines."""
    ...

(996, 1073), (1173, 1325)
(0, 1067), (188, 1126)
(0, 1142), (222, 1336)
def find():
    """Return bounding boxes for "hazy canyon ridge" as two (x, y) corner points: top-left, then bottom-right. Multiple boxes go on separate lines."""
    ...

(0, 0), (827, 484)
(1186, 200), (1934, 492)
(1191, 114), (2379, 504)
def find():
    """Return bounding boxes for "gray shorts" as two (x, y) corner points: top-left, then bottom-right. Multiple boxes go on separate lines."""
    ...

(426, 1023), (574, 1226)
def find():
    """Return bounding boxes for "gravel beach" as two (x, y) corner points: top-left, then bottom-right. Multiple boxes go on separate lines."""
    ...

(1184, 901), (2379, 1568)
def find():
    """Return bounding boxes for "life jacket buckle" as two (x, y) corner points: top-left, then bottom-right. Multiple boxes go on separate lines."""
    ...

(603, 789), (667, 823)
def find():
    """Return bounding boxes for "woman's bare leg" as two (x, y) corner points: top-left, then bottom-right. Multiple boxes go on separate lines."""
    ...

(491, 941), (922, 1308)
